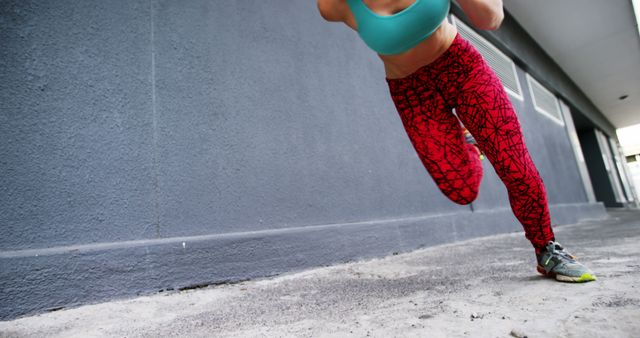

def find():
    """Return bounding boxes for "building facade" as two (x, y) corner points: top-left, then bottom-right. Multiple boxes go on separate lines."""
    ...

(1, 1), (633, 319)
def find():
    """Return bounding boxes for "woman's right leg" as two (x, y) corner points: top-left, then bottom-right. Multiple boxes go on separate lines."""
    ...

(386, 78), (484, 205)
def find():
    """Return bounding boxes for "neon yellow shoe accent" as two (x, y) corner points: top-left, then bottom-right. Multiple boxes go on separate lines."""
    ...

(576, 273), (597, 282)
(555, 272), (597, 283)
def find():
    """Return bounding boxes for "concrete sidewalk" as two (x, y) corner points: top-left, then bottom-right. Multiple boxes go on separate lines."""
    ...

(1, 210), (639, 338)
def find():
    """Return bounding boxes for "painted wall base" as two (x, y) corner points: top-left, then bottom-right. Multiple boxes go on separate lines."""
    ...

(0, 202), (606, 320)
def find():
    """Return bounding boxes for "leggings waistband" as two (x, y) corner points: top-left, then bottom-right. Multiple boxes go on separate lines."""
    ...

(385, 32), (468, 85)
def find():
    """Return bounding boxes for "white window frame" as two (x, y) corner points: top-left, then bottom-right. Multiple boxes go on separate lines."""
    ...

(450, 15), (524, 101)
(526, 73), (565, 126)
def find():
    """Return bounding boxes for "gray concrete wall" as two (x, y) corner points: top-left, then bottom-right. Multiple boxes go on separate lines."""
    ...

(1, 0), (606, 319)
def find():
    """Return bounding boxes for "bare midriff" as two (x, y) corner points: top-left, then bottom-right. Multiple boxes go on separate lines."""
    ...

(378, 21), (458, 79)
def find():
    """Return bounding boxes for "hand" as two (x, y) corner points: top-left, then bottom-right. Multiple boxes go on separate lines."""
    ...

(455, 0), (504, 30)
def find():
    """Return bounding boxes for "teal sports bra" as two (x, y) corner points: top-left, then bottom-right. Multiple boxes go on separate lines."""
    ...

(346, 0), (450, 55)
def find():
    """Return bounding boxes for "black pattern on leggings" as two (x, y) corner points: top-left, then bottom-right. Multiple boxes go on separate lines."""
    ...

(386, 33), (555, 250)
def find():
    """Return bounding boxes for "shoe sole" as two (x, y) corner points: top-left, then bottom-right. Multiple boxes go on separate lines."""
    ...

(536, 265), (597, 283)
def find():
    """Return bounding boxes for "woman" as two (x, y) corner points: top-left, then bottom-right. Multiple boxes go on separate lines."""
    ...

(317, 0), (595, 282)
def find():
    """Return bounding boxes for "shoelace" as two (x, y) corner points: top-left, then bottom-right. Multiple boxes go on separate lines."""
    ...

(544, 241), (576, 265)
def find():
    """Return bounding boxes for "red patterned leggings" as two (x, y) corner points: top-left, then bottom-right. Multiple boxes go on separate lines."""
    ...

(386, 33), (554, 251)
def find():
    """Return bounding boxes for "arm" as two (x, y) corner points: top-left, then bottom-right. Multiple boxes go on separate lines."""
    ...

(455, 0), (504, 30)
(317, 0), (346, 22)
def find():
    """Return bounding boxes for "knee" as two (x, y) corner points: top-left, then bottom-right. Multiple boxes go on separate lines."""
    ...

(445, 187), (479, 205)
(454, 197), (474, 205)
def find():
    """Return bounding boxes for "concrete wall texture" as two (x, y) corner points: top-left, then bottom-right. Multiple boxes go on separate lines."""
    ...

(0, 1), (606, 319)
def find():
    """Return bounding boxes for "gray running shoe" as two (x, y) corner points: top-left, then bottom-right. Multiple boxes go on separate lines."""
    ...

(462, 128), (484, 160)
(536, 241), (596, 282)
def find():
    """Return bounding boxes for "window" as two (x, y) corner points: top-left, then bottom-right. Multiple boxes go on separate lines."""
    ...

(526, 74), (564, 125)
(451, 16), (524, 100)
